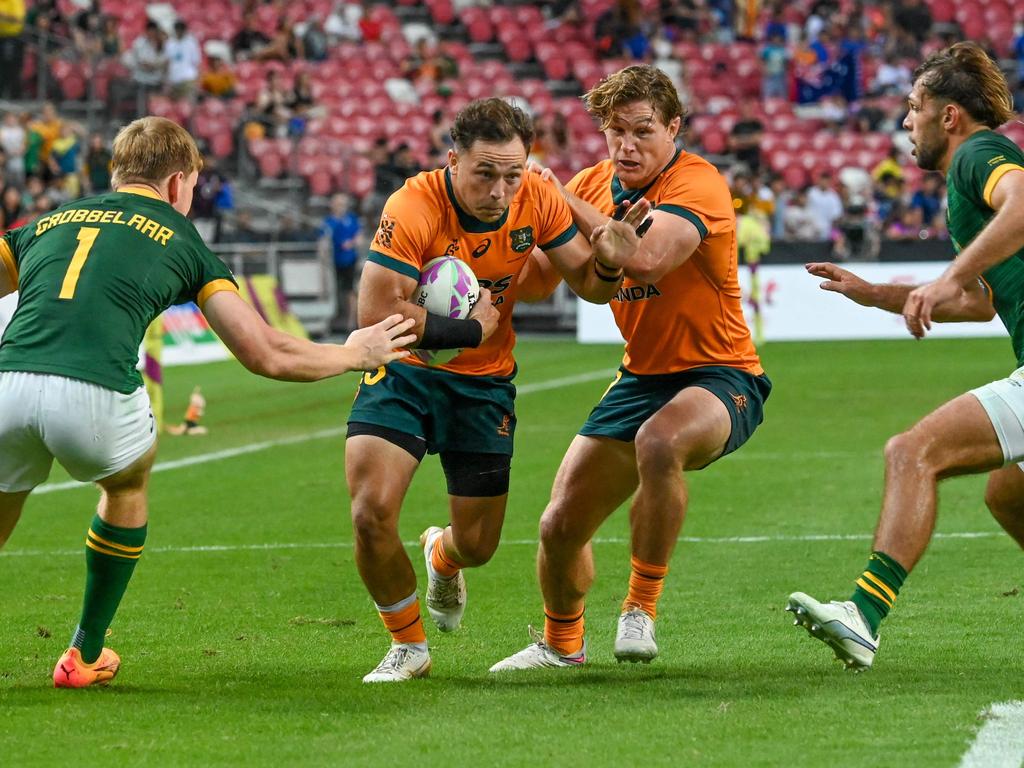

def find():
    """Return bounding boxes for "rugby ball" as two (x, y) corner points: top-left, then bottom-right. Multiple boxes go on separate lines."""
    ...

(411, 255), (480, 365)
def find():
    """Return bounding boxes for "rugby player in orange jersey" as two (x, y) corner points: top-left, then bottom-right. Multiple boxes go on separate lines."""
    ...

(346, 97), (652, 682)
(491, 65), (772, 671)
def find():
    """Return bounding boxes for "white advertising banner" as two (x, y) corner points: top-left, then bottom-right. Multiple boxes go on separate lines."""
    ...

(577, 262), (1007, 344)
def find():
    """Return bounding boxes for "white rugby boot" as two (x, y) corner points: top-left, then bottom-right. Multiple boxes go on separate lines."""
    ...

(786, 592), (879, 670)
(362, 642), (432, 683)
(420, 526), (467, 632)
(489, 627), (586, 672)
(613, 606), (658, 663)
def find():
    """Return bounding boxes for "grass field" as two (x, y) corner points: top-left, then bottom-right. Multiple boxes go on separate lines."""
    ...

(1, 336), (1020, 767)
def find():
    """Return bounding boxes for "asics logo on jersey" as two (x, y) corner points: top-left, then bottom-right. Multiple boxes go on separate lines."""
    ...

(472, 239), (491, 258)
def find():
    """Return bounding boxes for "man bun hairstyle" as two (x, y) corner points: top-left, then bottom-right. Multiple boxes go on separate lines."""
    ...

(450, 98), (534, 153)
(913, 42), (1016, 128)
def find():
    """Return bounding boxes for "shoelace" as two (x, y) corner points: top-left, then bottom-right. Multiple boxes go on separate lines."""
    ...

(373, 646), (411, 674)
(431, 574), (463, 608)
(620, 611), (650, 641)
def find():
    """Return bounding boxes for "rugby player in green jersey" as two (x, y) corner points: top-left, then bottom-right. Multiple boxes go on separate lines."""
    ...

(785, 42), (1024, 669)
(0, 117), (415, 688)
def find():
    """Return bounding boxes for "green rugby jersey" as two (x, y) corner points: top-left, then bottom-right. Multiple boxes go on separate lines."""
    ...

(0, 187), (237, 393)
(946, 130), (1024, 365)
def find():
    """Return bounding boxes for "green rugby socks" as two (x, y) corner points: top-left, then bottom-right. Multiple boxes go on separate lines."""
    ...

(71, 514), (147, 663)
(850, 551), (907, 636)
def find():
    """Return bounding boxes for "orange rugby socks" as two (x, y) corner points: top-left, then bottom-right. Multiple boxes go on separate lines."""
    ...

(623, 556), (669, 619)
(376, 593), (427, 645)
(543, 607), (585, 657)
(430, 531), (464, 579)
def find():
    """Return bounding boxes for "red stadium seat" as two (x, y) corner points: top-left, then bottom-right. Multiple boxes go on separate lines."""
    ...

(701, 128), (728, 155)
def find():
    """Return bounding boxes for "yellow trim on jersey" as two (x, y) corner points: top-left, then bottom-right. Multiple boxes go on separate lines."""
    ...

(861, 572), (896, 603)
(88, 530), (144, 554)
(0, 238), (17, 290)
(197, 278), (239, 309)
(85, 539), (142, 560)
(856, 577), (893, 607)
(118, 185), (165, 201)
(982, 163), (1024, 207)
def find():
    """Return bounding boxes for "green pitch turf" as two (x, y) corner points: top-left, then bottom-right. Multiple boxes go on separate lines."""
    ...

(1, 337), (1020, 766)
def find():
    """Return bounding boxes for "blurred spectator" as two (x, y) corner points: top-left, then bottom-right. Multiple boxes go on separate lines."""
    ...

(254, 69), (292, 137)
(373, 139), (420, 196)
(871, 147), (904, 184)
(322, 192), (362, 332)
(286, 71), (320, 135)
(84, 132), (111, 193)
(909, 174), (943, 231)
(892, 0), (932, 43)
(233, 13), (270, 59)
(871, 54), (912, 96)
(49, 121), (83, 197)
(761, 31), (789, 100)
(884, 202), (924, 240)
(325, 0), (362, 42)
(594, 0), (641, 59)
(782, 188), (820, 240)
(0, 0), (25, 100)
(99, 15), (120, 56)
(257, 22), (304, 63)
(166, 20), (201, 99)
(1, 184), (21, 231)
(71, 0), (103, 57)
(532, 112), (572, 167)
(834, 193), (879, 260)
(873, 170), (905, 224)
(428, 108), (452, 161)
(121, 21), (167, 115)
(357, 0), (382, 42)
(661, 0), (703, 39)
(303, 16), (329, 61)
(200, 54), (237, 98)
(401, 39), (458, 95)
(191, 158), (232, 242)
(806, 171), (843, 240)
(30, 103), (61, 167)
(278, 212), (320, 242)
(729, 101), (764, 172)
(0, 112), (26, 182)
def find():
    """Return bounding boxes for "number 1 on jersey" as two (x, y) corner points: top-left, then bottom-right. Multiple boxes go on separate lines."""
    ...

(59, 226), (100, 300)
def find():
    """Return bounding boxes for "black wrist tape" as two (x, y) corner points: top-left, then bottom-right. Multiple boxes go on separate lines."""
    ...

(420, 314), (483, 350)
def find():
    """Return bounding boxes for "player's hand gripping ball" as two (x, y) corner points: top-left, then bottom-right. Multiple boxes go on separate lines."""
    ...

(411, 255), (480, 365)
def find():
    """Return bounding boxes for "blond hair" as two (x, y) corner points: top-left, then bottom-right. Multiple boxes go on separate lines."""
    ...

(583, 65), (685, 132)
(914, 42), (1016, 128)
(110, 116), (203, 188)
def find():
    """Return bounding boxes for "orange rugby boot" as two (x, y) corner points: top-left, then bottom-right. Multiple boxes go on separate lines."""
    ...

(52, 647), (121, 688)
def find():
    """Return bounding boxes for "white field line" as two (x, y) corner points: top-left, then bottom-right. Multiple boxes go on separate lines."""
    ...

(958, 701), (1024, 768)
(0, 530), (1002, 559)
(32, 369), (617, 497)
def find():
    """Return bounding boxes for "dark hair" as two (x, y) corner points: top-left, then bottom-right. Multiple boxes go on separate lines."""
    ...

(913, 42), (1015, 128)
(450, 98), (534, 153)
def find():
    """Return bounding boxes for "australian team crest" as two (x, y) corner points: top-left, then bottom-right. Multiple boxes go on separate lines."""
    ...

(510, 226), (534, 253)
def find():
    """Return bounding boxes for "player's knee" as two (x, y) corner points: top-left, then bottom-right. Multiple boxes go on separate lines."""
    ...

(350, 492), (399, 544)
(538, 503), (580, 548)
(985, 484), (1024, 523)
(883, 430), (935, 475)
(635, 425), (685, 475)
(449, 531), (498, 567)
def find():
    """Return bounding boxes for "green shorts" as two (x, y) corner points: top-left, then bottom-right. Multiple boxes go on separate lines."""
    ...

(579, 365), (771, 457)
(348, 362), (516, 456)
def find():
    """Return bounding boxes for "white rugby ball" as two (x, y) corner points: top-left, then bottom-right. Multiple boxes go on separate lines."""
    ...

(411, 255), (480, 365)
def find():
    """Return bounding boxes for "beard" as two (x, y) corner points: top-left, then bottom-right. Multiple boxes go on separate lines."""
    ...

(914, 135), (947, 172)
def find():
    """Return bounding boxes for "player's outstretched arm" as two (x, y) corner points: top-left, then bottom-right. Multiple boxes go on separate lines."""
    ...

(807, 262), (995, 323)
(903, 169), (1024, 337)
(202, 290), (415, 380)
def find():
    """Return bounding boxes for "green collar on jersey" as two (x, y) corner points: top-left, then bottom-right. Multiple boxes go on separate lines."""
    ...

(444, 167), (510, 233)
(610, 147), (682, 205)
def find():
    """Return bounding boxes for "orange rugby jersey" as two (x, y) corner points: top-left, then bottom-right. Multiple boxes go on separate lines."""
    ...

(567, 151), (762, 376)
(368, 167), (576, 377)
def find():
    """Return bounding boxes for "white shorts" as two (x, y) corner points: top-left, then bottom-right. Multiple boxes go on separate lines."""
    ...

(0, 372), (156, 492)
(970, 365), (1024, 468)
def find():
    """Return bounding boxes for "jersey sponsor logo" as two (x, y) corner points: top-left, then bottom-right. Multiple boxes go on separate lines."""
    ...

(612, 284), (662, 303)
(443, 239), (459, 256)
(510, 226), (534, 253)
(375, 214), (396, 249)
(478, 274), (513, 305)
(729, 392), (748, 412)
(472, 238), (491, 258)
